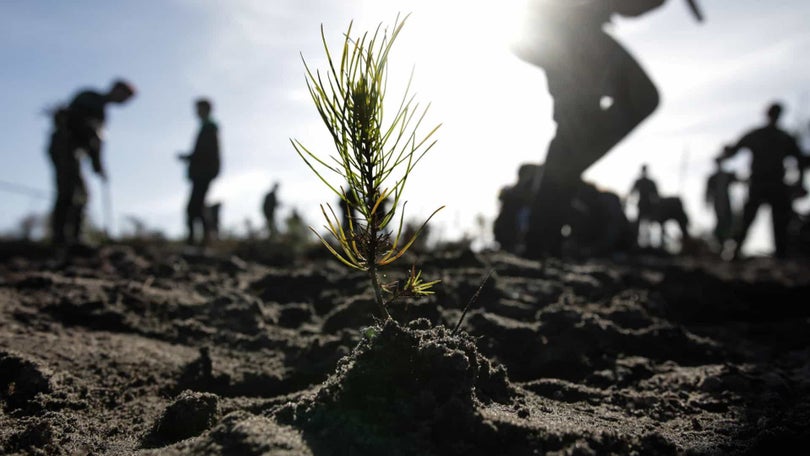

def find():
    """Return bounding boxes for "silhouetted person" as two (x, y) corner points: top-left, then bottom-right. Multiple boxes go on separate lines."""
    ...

(629, 164), (660, 246)
(48, 79), (136, 246)
(178, 98), (221, 246)
(705, 156), (740, 247)
(516, 0), (703, 257)
(285, 209), (310, 246)
(567, 180), (635, 257)
(721, 102), (804, 258)
(494, 163), (541, 254)
(263, 182), (280, 237)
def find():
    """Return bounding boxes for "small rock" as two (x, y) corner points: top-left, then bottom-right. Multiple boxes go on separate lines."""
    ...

(146, 390), (219, 446)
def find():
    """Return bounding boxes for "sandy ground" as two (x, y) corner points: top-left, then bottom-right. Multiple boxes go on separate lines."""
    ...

(1, 241), (809, 455)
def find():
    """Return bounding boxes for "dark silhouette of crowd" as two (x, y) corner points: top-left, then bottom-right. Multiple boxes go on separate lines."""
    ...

(494, 101), (809, 260)
(43, 78), (301, 252)
(34, 0), (810, 263)
(488, 0), (810, 261)
(514, 0), (704, 259)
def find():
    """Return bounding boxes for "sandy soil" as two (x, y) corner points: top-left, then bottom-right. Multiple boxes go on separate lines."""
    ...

(1, 241), (809, 455)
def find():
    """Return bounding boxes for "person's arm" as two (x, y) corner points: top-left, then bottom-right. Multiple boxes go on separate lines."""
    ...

(69, 92), (107, 178)
(785, 133), (806, 184)
(685, 0), (704, 22)
(86, 127), (105, 180)
(721, 135), (748, 161)
(611, 0), (666, 18)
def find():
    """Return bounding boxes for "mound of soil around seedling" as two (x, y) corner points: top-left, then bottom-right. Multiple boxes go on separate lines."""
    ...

(1, 241), (810, 454)
(276, 318), (512, 455)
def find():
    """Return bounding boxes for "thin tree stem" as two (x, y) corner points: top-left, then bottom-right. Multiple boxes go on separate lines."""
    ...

(368, 262), (389, 320)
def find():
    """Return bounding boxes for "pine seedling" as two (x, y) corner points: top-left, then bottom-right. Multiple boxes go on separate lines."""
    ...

(292, 14), (442, 321)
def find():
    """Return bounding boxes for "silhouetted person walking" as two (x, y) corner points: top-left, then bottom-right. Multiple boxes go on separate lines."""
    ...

(705, 156), (739, 247)
(178, 98), (221, 246)
(629, 164), (660, 246)
(48, 79), (136, 246)
(721, 102), (804, 258)
(516, 0), (703, 257)
(263, 182), (280, 237)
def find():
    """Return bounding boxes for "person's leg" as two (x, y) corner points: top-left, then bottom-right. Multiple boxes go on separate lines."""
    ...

(715, 200), (732, 243)
(68, 174), (87, 244)
(525, 138), (576, 257)
(734, 185), (764, 255)
(526, 32), (658, 258)
(52, 164), (76, 245)
(638, 206), (654, 247)
(547, 30), (660, 170)
(187, 181), (206, 245)
(199, 182), (213, 245)
(769, 186), (792, 258)
(633, 216), (643, 247)
(677, 212), (690, 242)
(593, 32), (660, 155)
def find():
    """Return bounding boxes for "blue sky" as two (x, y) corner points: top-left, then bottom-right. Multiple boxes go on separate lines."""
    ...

(1, 0), (809, 254)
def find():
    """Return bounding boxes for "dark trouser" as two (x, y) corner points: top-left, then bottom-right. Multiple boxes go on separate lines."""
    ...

(735, 182), (792, 258)
(525, 29), (659, 258)
(713, 198), (733, 244)
(186, 178), (212, 245)
(525, 149), (573, 257)
(51, 157), (87, 245)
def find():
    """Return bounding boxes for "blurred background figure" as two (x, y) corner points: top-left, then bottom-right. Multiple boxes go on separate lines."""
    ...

(567, 179), (635, 257)
(178, 98), (221, 246)
(705, 156), (741, 252)
(48, 79), (136, 246)
(204, 202), (222, 241)
(628, 164), (660, 247)
(262, 182), (280, 238)
(721, 102), (805, 259)
(515, 0), (703, 257)
(493, 163), (541, 254)
(284, 208), (310, 246)
(494, 163), (636, 257)
(649, 194), (690, 251)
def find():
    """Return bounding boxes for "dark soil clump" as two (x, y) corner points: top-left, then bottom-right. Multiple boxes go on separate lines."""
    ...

(277, 318), (512, 455)
(0, 350), (53, 412)
(144, 390), (220, 446)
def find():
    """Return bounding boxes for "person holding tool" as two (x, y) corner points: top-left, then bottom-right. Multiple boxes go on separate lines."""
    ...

(47, 79), (136, 246)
